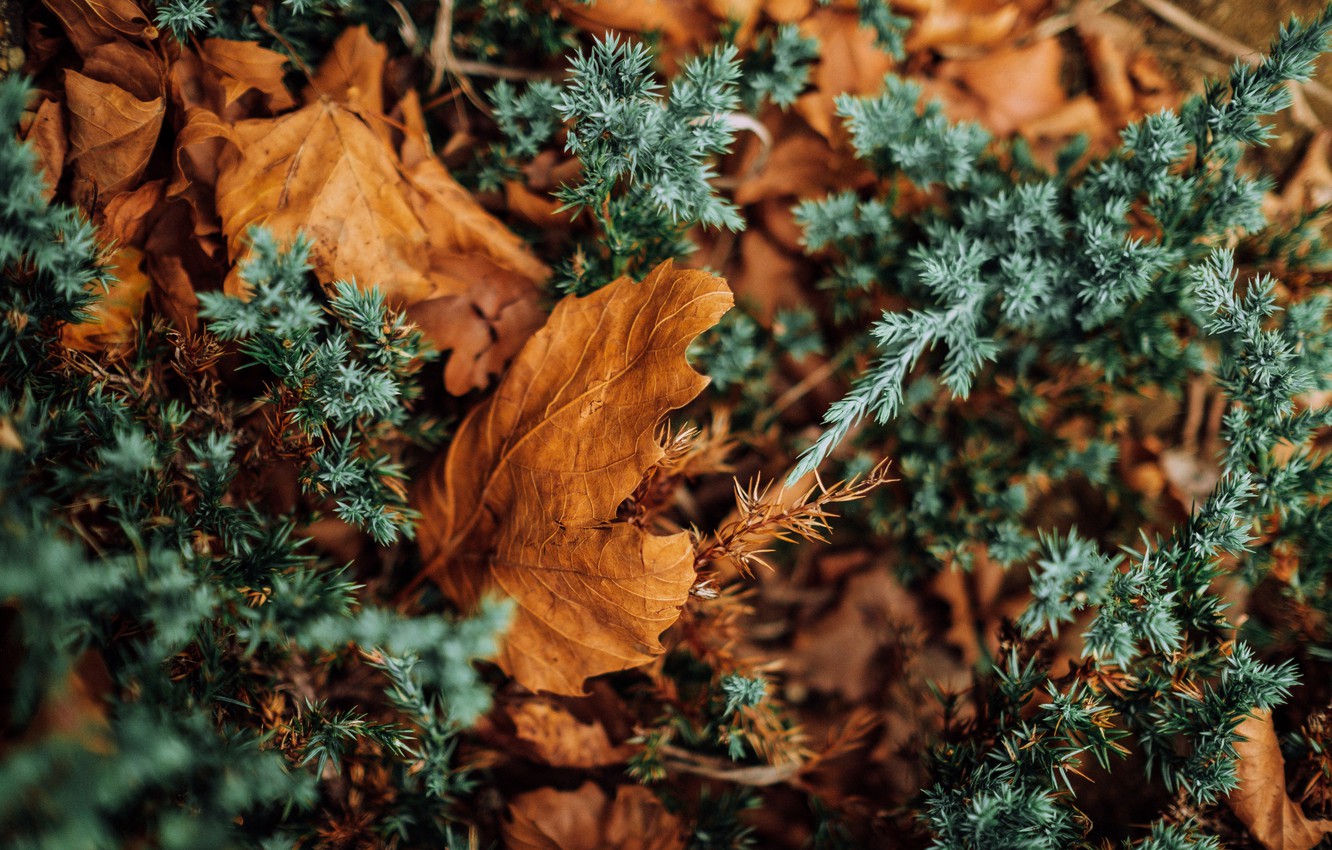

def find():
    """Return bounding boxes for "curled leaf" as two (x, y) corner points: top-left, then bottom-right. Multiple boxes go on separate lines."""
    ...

(416, 261), (733, 695)
(1229, 709), (1332, 850)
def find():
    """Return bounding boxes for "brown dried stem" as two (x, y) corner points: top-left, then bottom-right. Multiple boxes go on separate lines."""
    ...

(694, 459), (895, 576)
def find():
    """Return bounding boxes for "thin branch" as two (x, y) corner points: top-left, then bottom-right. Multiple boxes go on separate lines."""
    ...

(1134, 0), (1332, 113)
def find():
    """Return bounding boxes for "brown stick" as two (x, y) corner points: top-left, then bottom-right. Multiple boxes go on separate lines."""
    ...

(1134, 0), (1332, 113)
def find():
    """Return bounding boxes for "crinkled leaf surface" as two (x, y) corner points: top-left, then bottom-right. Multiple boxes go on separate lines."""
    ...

(416, 262), (732, 694)
(503, 782), (685, 850)
(1229, 710), (1332, 850)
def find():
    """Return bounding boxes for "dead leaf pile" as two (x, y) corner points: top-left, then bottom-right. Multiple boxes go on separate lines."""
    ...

(27, 5), (547, 393)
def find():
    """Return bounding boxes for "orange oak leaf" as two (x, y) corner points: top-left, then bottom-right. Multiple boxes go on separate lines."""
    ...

(503, 783), (685, 850)
(64, 69), (164, 205)
(1229, 709), (1332, 850)
(415, 262), (732, 695)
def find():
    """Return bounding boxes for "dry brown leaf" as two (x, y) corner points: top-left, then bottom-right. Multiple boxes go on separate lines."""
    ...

(102, 178), (165, 244)
(214, 99), (431, 297)
(733, 228), (804, 324)
(405, 257), (546, 395)
(507, 699), (632, 768)
(78, 39), (164, 103)
(503, 783), (685, 850)
(795, 8), (896, 139)
(907, 2), (1020, 52)
(42, 0), (158, 54)
(212, 31), (546, 394)
(400, 123), (549, 285)
(1080, 22), (1136, 121)
(307, 26), (386, 118)
(64, 69), (164, 205)
(196, 38), (297, 115)
(734, 127), (868, 206)
(416, 262), (732, 695)
(940, 38), (1066, 135)
(764, 0), (815, 23)
(556, 0), (715, 67)
(1279, 132), (1332, 213)
(20, 98), (67, 201)
(790, 567), (919, 701)
(1229, 709), (1332, 850)
(62, 246), (151, 352)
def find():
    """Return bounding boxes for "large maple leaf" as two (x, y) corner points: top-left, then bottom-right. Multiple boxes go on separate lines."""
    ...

(415, 261), (732, 695)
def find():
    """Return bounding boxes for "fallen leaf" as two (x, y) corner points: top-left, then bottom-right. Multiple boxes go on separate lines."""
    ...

(102, 177), (165, 245)
(1018, 95), (1105, 145)
(907, 2), (1020, 52)
(42, 0), (158, 55)
(507, 699), (633, 767)
(396, 90), (548, 392)
(734, 127), (869, 206)
(405, 257), (546, 395)
(795, 8), (896, 140)
(790, 566), (920, 701)
(197, 38), (298, 115)
(64, 69), (164, 205)
(19, 98), (66, 200)
(215, 99), (431, 297)
(556, 0), (715, 67)
(1080, 20), (1136, 122)
(214, 33), (546, 394)
(307, 25), (386, 117)
(503, 783), (685, 850)
(62, 246), (151, 352)
(1229, 709), (1332, 850)
(1280, 132), (1332, 213)
(400, 122), (549, 285)
(733, 228), (805, 324)
(416, 262), (733, 695)
(764, 0), (815, 23)
(79, 38), (164, 104)
(940, 38), (1066, 135)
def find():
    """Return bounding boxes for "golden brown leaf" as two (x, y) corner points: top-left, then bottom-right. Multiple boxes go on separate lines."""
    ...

(213, 36), (545, 393)
(1229, 710), (1332, 850)
(906, 2), (1020, 52)
(507, 699), (632, 768)
(794, 8), (896, 139)
(79, 39), (164, 103)
(62, 246), (152, 352)
(214, 99), (431, 297)
(307, 26), (386, 117)
(19, 98), (66, 201)
(64, 69), (164, 205)
(556, 0), (715, 67)
(940, 38), (1066, 135)
(503, 783), (685, 850)
(405, 261), (546, 396)
(416, 262), (732, 695)
(42, 0), (158, 54)
(197, 38), (298, 115)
